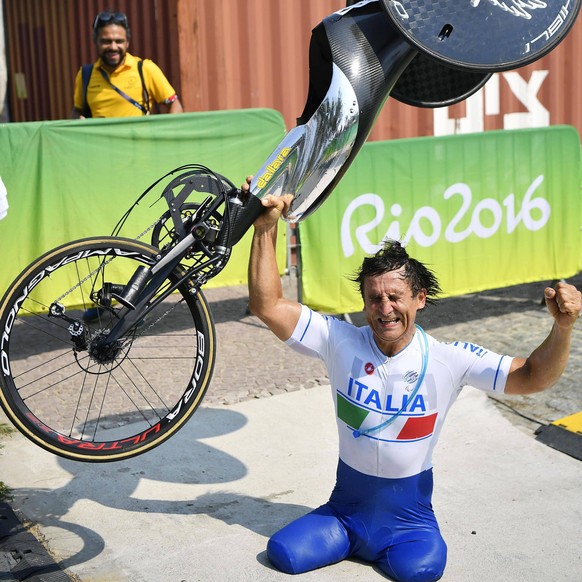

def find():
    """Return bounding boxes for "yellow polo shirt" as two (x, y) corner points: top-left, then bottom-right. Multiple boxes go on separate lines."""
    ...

(73, 52), (177, 117)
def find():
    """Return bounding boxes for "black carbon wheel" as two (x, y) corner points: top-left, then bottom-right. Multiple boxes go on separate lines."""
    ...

(0, 237), (215, 462)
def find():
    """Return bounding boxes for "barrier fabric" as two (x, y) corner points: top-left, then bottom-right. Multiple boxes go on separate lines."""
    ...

(0, 109), (287, 295)
(299, 126), (582, 314)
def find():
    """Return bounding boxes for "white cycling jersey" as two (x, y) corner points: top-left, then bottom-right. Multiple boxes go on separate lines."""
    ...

(286, 305), (513, 479)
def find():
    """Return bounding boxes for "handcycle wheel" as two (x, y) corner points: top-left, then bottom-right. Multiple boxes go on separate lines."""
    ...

(0, 237), (215, 462)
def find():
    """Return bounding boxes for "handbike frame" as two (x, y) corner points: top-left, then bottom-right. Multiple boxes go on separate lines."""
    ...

(95, 167), (246, 344)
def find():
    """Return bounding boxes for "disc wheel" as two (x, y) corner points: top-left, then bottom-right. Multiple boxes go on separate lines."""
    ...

(0, 237), (215, 462)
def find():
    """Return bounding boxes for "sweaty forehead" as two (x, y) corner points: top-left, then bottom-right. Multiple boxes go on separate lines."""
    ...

(364, 268), (412, 295)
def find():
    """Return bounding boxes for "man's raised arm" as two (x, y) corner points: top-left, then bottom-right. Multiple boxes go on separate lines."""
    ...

(505, 282), (582, 395)
(247, 189), (302, 341)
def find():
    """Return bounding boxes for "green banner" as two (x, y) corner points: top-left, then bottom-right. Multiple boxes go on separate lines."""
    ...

(0, 109), (287, 296)
(300, 126), (582, 314)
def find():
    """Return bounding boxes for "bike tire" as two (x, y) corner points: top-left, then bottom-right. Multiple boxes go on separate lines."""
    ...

(0, 236), (216, 462)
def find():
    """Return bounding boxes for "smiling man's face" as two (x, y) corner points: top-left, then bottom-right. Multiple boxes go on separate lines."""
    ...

(362, 267), (426, 356)
(95, 24), (129, 70)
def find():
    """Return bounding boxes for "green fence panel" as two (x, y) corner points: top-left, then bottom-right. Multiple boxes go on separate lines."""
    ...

(0, 109), (287, 295)
(300, 126), (582, 314)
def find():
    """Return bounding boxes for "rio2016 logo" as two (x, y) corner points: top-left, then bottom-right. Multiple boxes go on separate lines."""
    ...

(341, 174), (550, 256)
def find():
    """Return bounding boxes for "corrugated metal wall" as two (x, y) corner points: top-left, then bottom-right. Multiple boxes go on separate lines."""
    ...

(184, 0), (582, 140)
(5, 0), (67, 121)
(4, 0), (582, 142)
(181, 1), (342, 118)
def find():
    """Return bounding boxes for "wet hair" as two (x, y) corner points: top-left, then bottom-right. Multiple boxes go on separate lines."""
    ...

(351, 239), (441, 306)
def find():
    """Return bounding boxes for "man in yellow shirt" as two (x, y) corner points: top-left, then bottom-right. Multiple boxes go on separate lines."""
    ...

(71, 11), (183, 118)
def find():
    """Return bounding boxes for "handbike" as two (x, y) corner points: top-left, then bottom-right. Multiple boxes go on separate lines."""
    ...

(1, 0), (579, 461)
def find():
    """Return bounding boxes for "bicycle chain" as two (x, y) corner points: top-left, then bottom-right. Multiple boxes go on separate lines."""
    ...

(133, 293), (186, 338)
(52, 218), (162, 306)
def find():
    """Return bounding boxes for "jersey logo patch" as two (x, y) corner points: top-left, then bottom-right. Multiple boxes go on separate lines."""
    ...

(404, 370), (419, 383)
(364, 362), (375, 375)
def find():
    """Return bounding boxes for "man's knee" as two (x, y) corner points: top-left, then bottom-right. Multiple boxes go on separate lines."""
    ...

(380, 534), (447, 582)
(266, 510), (351, 575)
(403, 565), (445, 582)
(267, 535), (304, 574)
(381, 560), (445, 582)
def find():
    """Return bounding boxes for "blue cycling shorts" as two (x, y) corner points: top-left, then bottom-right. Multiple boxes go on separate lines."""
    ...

(267, 460), (447, 581)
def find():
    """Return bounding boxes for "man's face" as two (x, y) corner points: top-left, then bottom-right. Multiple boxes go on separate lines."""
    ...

(362, 267), (426, 356)
(95, 24), (129, 69)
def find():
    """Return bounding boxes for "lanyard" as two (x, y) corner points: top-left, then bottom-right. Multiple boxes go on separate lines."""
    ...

(352, 325), (429, 438)
(99, 68), (148, 114)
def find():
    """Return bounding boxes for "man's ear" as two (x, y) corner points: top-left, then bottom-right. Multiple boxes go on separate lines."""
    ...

(417, 289), (427, 310)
